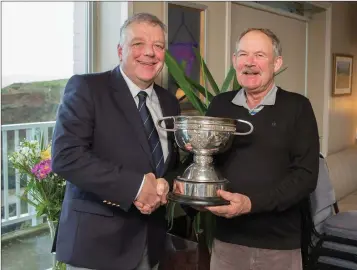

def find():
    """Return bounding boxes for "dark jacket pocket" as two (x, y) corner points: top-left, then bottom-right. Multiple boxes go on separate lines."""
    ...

(71, 199), (114, 217)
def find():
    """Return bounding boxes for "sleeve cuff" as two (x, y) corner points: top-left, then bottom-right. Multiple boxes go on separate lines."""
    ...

(135, 175), (146, 200)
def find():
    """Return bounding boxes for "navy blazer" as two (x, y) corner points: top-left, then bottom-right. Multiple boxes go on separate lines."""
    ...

(51, 66), (181, 270)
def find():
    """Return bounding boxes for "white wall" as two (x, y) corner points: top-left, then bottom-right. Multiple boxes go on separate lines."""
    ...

(93, 2), (132, 73)
(306, 9), (329, 153)
(73, 2), (87, 74)
(231, 3), (307, 96)
(328, 2), (357, 154)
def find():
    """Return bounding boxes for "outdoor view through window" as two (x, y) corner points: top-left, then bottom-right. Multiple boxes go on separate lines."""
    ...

(2, 2), (88, 269)
(2, 2), (75, 125)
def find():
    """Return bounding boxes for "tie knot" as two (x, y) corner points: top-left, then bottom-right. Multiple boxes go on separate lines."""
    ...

(137, 91), (148, 102)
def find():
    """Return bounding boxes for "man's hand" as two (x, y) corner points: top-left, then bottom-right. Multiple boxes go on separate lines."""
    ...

(184, 143), (193, 152)
(173, 180), (184, 195)
(135, 173), (160, 214)
(205, 190), (252, 218)
(135, 174), (169, 215)
(156, 178), (169, 205)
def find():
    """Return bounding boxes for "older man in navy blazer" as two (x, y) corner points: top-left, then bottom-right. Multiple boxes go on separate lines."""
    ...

(51, 13), (180, 270)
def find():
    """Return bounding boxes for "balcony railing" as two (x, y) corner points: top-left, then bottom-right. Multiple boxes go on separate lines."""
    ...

(1, 121), (56, 228)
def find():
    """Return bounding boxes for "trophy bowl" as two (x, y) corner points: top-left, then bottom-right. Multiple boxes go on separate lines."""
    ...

(157, 116), (253, 206)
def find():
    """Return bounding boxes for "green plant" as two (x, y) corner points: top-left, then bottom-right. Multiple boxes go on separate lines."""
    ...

(165, 47), (241, 116)
(164, 46), (287, 251)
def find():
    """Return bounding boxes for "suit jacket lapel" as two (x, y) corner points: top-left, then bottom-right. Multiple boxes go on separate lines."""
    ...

(109, 66), (154, 168)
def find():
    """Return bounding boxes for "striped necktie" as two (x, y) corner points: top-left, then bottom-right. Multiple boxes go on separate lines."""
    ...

(137, 91), (164, 177)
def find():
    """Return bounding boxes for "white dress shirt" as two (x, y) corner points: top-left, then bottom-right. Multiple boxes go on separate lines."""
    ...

(119, 67), (168, 199)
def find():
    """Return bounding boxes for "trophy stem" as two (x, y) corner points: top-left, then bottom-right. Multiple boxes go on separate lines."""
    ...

(193, 155), (213, 166)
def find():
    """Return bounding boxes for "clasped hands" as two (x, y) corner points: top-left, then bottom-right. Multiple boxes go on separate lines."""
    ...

(173, 181), (252, 219)
(134, 173), (169, 215)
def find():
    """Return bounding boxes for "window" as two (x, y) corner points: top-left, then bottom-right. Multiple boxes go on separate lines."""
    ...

(167, 3), (206, 114)
(1, 2), (92, 269)
(2, 2), (89, 125)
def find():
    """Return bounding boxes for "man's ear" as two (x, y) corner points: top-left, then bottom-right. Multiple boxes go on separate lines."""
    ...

(274, 56), (283, 73)
(232, 53), (238, 70)
(117, 44), (123, 62)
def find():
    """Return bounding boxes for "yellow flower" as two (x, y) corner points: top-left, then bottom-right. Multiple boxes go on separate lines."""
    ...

(40, 146), (51, 160)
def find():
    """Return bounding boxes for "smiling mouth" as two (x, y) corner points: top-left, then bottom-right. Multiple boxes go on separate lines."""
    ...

(242, 71), (260, 75)
(138, 61), (156, 66)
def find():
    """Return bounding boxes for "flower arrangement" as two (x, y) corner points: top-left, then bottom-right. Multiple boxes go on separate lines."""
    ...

(9, 137), (66, 223)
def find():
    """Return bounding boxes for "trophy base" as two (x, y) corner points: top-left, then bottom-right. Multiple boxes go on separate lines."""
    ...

(168, 193), (230, 206)
(169, 177), (230, 206)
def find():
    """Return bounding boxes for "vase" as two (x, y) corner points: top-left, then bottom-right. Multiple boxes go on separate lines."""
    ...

(47, 220), (65, 269)
(47, 219), (58, 241)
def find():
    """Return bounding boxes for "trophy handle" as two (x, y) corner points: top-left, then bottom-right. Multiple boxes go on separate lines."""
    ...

(157, 116), (176, 132)
(233, 119), (254, 135)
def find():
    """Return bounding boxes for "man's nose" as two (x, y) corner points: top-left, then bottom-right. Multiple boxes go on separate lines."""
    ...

(143, 45), (155, 56)
(245, 55), (255, 66)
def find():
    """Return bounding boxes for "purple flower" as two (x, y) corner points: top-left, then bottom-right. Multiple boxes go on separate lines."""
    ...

(31, 159), (52, 180)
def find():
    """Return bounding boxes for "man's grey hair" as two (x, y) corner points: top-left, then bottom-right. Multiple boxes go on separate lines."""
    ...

(235, 28), (282, 57)
(119, 13), (167, 45)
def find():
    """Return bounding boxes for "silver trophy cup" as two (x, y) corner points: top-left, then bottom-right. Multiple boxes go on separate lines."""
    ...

(157, 116), (253, 206)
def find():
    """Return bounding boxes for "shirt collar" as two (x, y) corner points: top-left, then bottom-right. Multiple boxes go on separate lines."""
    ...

(119, 66), (154, 100)
(232, 84), (278, 107)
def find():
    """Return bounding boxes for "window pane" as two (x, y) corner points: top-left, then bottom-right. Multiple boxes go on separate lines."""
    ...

(2, 2), (77, 124)
(1, 2), (89, 269)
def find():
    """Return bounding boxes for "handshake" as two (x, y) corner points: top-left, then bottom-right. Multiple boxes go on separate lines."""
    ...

(134, 172), (169, 215)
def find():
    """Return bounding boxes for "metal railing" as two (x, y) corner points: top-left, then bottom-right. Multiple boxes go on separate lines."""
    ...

(1, 121), (56, 227)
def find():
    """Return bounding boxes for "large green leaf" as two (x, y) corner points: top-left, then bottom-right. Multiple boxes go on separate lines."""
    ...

(187, 83), (209, 105)
(184, 76), (214, 103)
(180, 60), (187, 72)
(220, 65), (236, 92)
(192, 47), (220, 95)
(166, 201), (176, 231)
(198, 54), (209, 106)
(233, 72), (241, 90)
(165, 51), (206, 115)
